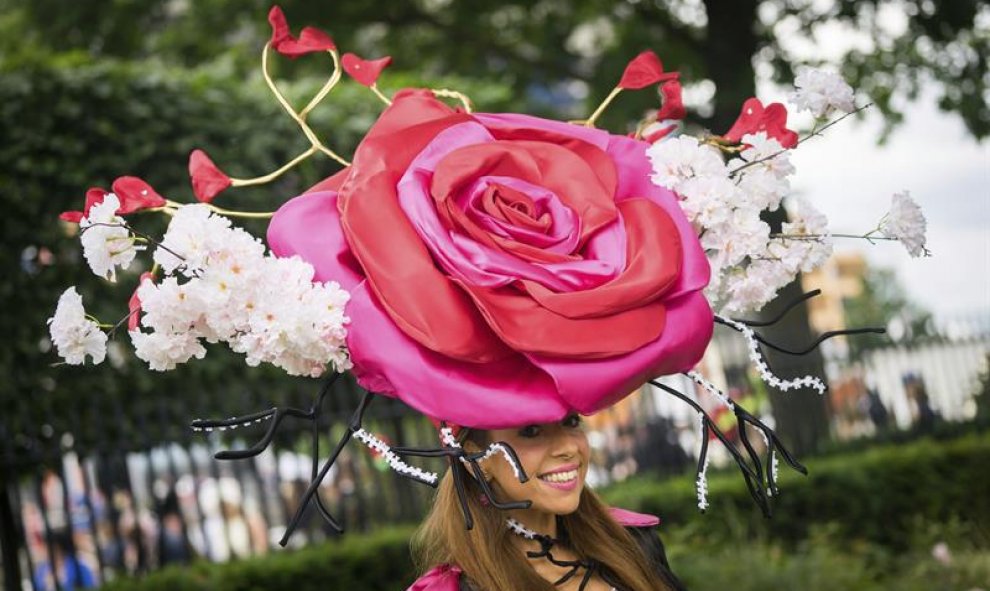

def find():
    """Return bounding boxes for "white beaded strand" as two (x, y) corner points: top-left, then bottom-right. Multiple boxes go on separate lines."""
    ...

(190, 412), (273, 433)
(695, 413), (711, 511)
(717, 316), (827, 394)
(440, 427), (524, 481)
(352, 428), (438, 485)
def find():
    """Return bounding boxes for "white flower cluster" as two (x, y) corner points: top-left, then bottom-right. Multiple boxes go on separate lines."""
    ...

(648, 132), (832, 313)
(881, 191), (929, 258)
(79, 194), (140, 282)
(789, 67), (856, 118)
(48, 287), (108, 365)
(129, 205), (352, 376)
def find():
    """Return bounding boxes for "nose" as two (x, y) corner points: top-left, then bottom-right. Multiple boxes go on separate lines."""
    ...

(549, 427), (579, 459)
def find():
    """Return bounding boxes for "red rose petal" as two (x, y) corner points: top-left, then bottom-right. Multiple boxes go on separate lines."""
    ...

(268, 6), (291, 47)
(618, 50), (672, 90)
(336, 93), (512, 362)
(111, 176), (167, 214)
(189, 149), (232, 203)
(655, 78), (686, 121)
(724, 98), (798, 148)
(267, 5), (335, 58)
(60, 187), (110, 223)
(128, 272), (155, 332)
(341, 53), (392, 87)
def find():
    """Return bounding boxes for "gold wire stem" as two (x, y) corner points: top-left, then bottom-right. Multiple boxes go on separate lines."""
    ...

(231, 146), (318, 187)
(370, 83), (394, 106)
(431, 88), (473, 113)
(262, 44), (351, 167)
(204, 205), (276, 219)
(299, 49), (342, 119)
(163, 198), (274, 219)
(584, 87), (623, 128)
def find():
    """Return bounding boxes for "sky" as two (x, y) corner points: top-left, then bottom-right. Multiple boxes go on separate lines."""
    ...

(785, 94), (989, 321)
(754, 7), (990, 322)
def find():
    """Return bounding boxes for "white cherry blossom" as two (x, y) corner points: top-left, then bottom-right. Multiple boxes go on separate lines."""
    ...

(880, 190), (929, 257)
(789, 67), (856, 118)
(48, 287), (107, 365)
(646, 136), (727, 191)
(79, 193), (139, 282)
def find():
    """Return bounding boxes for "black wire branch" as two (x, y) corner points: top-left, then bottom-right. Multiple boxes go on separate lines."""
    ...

(649, 380), (807, 517)
(730, 289), (822, 327)
(524, 533), (599, 590)
(392, 431), (533, 528)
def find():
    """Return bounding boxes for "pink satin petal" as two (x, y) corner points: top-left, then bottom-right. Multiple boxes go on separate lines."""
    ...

(475, 113), (611, 152)
(266, 191), (364, 291)
(397, 122), (625, 291)
(607, 134), (710, 297)
(346, 282), (572, 429)
(526, 292), (713, 414)
(461, 176), (580, 252)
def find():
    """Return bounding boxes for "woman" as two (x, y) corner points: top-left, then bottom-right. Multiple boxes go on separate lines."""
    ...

(410, 415), (686, 591)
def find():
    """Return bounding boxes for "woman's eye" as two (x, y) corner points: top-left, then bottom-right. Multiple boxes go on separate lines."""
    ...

(563, 415), (582, 428)
(518, 425), (541, 438)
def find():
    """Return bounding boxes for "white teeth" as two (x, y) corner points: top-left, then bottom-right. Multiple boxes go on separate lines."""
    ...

(539, 469), (578, 483)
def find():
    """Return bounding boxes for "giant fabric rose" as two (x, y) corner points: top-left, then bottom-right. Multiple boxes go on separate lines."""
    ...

(268, 89), (713, 429)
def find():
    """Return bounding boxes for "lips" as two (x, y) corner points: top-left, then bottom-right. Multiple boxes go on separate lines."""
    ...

(538, 463), (580, 488)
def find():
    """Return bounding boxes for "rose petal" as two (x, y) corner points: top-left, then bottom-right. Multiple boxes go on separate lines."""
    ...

(60, 187), (110, 223)
(188, 149), (232, 203)
(723, 98), (798, 148)
(396, 121), (624, 291)
(526, 292), (713, 414)
(345, 282), (570, 429)
(267, 6), (291, 47)
(266, 191), (364, 290)
(606, 133), (710, 298)
(341, 53), (392, 86)
(337, 94), (511, 362)
(267, 6), (335, 58)
(618, 50), (676, 90)
(111, 176), (167, 213)
(656, 78), (686, 121)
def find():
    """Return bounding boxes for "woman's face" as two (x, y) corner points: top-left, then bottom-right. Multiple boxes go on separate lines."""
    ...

(483, 414), (590, 518)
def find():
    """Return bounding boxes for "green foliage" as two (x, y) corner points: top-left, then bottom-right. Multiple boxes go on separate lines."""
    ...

(1, 0), (985, 137)
(602, 432), (990, 550)
(99, 526), (418, 591)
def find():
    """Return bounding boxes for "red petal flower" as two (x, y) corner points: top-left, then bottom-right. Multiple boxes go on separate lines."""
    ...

(341, 53), (392, 87)
(59, 187), (111, 223)
(724, 98), (798, 148)
(128, 272), (155, 332)
(618, 50), (677, 90)
(189, 149), (232, 203)
(655, 78), (686, 121)
(267, 6), (335, 58)
(112, 176), (167, 214)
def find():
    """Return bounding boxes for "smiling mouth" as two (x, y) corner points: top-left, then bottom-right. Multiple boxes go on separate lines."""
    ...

(538, 465), (580, 485)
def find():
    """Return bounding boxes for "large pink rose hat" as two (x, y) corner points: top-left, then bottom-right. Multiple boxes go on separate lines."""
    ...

(52, 5), (916, 542)
(267, 89), (713, 429)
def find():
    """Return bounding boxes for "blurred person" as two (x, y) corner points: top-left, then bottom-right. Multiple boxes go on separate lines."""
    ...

(32, 529), (96, 591)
